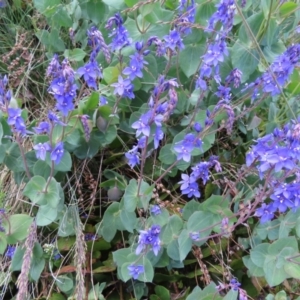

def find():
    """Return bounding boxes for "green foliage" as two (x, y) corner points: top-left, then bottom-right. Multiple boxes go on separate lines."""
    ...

(1, 0), (300, 298)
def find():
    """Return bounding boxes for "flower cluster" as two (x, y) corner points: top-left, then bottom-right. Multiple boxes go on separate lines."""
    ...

(7, 108), (27, 135)
(106, 13), (132, 51)
(77, 26), (105, 90)
(0, 74), (11, 112)
(125, 77), (179, 168)
(174, 133), (203, 163)
(247, 120), (300, 222)
(47, 55), (77, 116)
(196, 0), (237, 91)
(5, 245), (16, 259)
(244, 44), (300, 100)
(84, 233), (98, 241)
(150, 205), (161, 216)
(136, 224), (161, 256)
(178, 156), (221, 198)
(176, 0), (196, 35)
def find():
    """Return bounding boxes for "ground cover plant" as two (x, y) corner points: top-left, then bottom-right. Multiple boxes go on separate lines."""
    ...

(0, 0), (300, 299)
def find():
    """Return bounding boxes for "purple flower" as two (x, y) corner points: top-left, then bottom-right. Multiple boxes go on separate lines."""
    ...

(33, 121), (50, 134)
(48, 111), (66, 126)
(193, 122), (202, 133)
(33, 142), (51, 161)
(5, 245), (16, 259)
(85, 233), (98, 241)
(151, 205), (161, 216)
(106, 13), (132, 51)
(99, 95), (108, 106)
(255, 203), (275, 223)
(7, 108), (27, 135)
(153, 126), (164, 149)
(77, 60), (102, 90)
(131, 111), (152, 137)
(87, 26), (111, 63)
(190, 232), (200, 241)
(123, 53), (147, 81)
(174, 133), (202, 162)
(125, 146), (140, 168)
(230, 278), (241, 291)
(164, 30), (184, 52)
(50, 142), (64, 164)
(136, 224), (161, 256)
(181, 181), (201, 198)
(111, 75), (134, 99)
(127, 264), (144, 280)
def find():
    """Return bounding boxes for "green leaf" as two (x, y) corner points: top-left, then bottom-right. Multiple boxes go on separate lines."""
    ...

(250, 243), (269, 267)
(0, 232), (7, 255)
(125, 0), (138, 7)
(268, 237), (298, 255)
(231, 42), (259, 82)
(36, 204), (58, 226)
(3, 142), (25, 172)
(3, 214), (33, 244)
(182, 200), (201, 220)
(33, 160), (51, 179)
(243, 255), (265, 277)
(187, 211), (213, 243)
(167, 239), (180, 261)
(46, 151), (72, 172)
(55, 275), (74, 293)
(80, 0), (108, 24)
(178, 229), (192, 262)
(179, 45), (204, 78)
(33, 0), (60, 17)
(99, 202), (119, 242)
(280, 2), (297, 17)
(102, 0), (124, 9)
(23, 176), (60, 207)
(154, 285), (170, 300)
(124, 179), (139, 212)
(162, 215), (183, 244)
(30, 243), (46, 281)
(238, 12), (265, 46)
(64, 49), (86, 61)
(284, 258), (300, 280)
(223, 289), (238, 300)
(103, 66), (120, 85)
(159, 144), (176, 165)
(263, 255), (288, 286)
(120, 209), (137, 233)
(113, 248), (132, 267)
(141, 3), (174, 24)
(52, 6), (73, 28)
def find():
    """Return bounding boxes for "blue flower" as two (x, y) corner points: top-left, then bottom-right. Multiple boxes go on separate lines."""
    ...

(174, 133), (202, 162)
(164, 30), (184, 52)
(127, 264), (144, 280)
(131, 111), (152, 137)
(50, 142), (64, 164)
(33, 121), (50, 134)
(190, 232), (200, 241)
(106, 13), (132, 51)
(5, 246), (16, 259)
(255, 203), (275, 223)
(111, 75), (134, 99)
(33, 142), (51, 161)
(136, 224), (161, 256)
(181, 181), (201, 198)
(125, 146), (140, 168)
(151, 205), (161, 216)
(48, 111), (66, 126)
(77, 60), (102, 90)
(229, 278), (241, 291)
